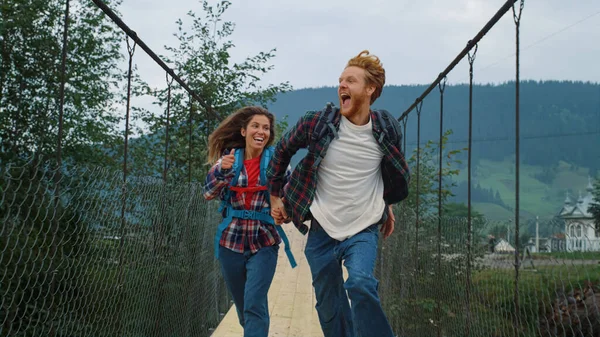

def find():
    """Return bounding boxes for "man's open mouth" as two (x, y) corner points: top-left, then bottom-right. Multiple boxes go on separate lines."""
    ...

(341, 93), (351, 107)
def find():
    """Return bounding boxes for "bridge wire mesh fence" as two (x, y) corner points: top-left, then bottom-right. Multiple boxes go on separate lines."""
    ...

(1, 158), (232, 336)
(376, 0), (600, 336)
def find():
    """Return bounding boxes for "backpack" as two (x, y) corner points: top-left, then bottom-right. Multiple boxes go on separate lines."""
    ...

(215, 146), (297, 268)
(308, 102), (403, 168)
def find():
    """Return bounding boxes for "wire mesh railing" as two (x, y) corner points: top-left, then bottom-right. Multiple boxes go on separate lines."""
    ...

(0, 157), (230, 336)
(377, 0), (600, 336)
(2, 0), (229, 335)
(377, 208), (600, 337)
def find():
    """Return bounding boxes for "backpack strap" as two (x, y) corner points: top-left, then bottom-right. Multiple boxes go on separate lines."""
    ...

(215, 148), (243, 258)
(231, 148), (245, 187)
(260, 146), (274, 186)
(214, 146), (297, 268)
(218, 148), (245, 215)
(308, 102), (338, 153)
(374, 109), (403, 148)
(309, 102), (340, 169)
(259, 145), (297, 267)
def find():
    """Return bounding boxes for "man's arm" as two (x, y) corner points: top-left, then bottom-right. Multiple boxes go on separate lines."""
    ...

(266, 113), (311, 197)
(267, 113), (312, 224)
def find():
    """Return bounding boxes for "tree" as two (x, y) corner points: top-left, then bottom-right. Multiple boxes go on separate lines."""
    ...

(274, 114), (289, 143)
(0, 0), (124, 167)
(440, 202), (490, 248)
(443, 202), (486, 226)
(129, 0), (292, 181)
(400, 129), (466, 219)
(1, 1), (126, 335)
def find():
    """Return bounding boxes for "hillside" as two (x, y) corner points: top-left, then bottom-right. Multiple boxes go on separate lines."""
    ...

(452, 158), (593, 220)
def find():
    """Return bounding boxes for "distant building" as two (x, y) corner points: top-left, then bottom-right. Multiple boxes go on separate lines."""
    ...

(556, 177), (599, 252)
(493, 238), (515, 254)
(549, 233), (567, 252)
(525, 237), (552, 253)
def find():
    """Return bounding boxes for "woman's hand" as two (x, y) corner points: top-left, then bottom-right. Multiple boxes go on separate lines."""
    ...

(220, 149), (235, 170)
(380, 205), (395, 239)
(270, 196), (288, 225)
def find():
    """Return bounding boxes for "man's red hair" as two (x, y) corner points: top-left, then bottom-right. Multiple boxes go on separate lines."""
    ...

(346, 50), (386, 104)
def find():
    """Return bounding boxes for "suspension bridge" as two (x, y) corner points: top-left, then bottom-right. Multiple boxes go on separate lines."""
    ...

(2, 0), (600, 336)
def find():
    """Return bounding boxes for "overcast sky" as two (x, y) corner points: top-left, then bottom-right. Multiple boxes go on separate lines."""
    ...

(114, 0), (600, 91)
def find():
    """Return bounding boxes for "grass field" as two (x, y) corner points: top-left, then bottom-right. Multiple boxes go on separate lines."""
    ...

(471, 264), (600, 336)
(455, 158), (593, 221)
(473, 202), (514, 220)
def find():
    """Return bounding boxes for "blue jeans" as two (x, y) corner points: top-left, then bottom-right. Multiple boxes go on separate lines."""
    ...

(305, 218), (394, 337)
(218, 243), (279, 337)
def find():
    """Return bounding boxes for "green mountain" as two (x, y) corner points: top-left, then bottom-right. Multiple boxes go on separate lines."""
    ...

(266, 80), (600, 221)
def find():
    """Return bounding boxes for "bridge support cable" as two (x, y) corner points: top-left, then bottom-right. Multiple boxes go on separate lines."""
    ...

(152, 72), (175, 337)
(512, 1), (525, 336)
(414, 101), (423, 256)
(90, 0), (220, 122)
(435, 76), (447, 337)
(50, 2), (71, 336)
(115, 35), (137, 337)
(163, 75), (174, 184)
(398, 0), (519, 121)
(56, 0), (70, 177)
(413, 101), (424, 319)
(465, 41), (478, 337)
(188, 95), (195, 184)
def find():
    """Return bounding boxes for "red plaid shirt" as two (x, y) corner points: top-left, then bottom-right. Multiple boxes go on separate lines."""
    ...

(203, 149), (291, 254)
(267, 109), (410, 234)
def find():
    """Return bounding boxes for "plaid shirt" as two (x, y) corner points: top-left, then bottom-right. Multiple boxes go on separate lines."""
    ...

(266, 109), (410, 234)
(203, 150), (292, 254)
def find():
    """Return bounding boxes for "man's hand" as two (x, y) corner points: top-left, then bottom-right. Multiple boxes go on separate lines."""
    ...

(220, 149), (235, 170)
(270, 195), (288, 225)
(380, 205), (395, 239)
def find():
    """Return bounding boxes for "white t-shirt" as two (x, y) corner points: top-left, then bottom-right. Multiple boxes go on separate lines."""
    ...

(309, 115), (386, 241)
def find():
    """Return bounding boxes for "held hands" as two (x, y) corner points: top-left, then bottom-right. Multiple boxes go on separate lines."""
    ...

(220, 149), (235, 170)
(380, 204), (395, 239)
(270, 195), (288, 225)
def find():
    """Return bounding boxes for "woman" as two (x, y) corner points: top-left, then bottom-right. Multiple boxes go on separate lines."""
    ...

(203, 106), (291, 337)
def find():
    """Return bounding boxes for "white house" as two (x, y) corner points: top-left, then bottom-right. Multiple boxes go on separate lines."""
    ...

(556, 177), (599, 252)
(494, 238), (515, 254)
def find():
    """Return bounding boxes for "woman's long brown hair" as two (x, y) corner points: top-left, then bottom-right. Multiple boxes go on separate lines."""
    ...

(207, 106), (276, 165)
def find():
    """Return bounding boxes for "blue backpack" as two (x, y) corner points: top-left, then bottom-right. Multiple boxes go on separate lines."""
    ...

(215, 146), (297, 268)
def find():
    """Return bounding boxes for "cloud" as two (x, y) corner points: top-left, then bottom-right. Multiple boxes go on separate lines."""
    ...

(111, 0), (600, 92)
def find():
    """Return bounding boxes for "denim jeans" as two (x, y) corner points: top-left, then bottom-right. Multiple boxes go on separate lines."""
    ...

(218, 243), (279, 337)
(304, 218), (394, 337)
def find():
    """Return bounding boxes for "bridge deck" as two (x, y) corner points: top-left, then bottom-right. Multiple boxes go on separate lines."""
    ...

(211, 223), (336, 337)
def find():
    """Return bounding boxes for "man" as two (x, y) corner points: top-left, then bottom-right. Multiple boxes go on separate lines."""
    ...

(266, 50), (409, 337)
